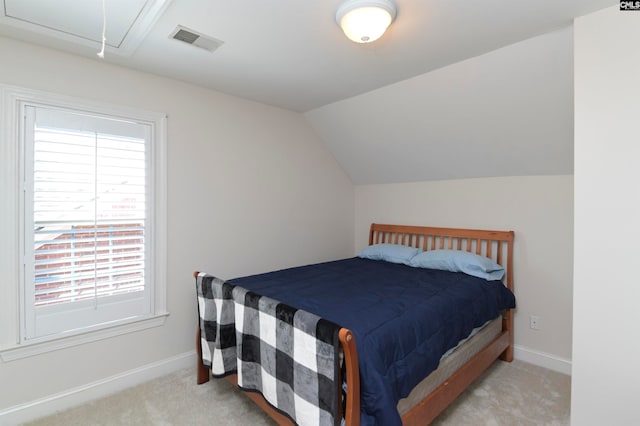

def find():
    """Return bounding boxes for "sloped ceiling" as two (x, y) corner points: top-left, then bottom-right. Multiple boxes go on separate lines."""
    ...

(305, 28), (574, 184)
(0, 1), (616, 184)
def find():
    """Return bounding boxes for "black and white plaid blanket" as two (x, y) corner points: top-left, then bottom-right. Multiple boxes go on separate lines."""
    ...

(196, 273), (342, 426)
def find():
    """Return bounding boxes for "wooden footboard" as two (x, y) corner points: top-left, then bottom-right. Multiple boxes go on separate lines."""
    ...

(195, 316), (361, 425)
(196, 321), (512, 426)
(195, 223), (514, 425)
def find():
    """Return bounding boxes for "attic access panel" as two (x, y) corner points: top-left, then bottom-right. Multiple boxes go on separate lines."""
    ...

(1, 0), (172, 56)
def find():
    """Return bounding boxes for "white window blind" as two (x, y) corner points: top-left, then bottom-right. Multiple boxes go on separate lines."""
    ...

(23, 105), (155, 340)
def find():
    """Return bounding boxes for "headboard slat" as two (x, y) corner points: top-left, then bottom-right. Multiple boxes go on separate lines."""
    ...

(368, 223), (515, 292)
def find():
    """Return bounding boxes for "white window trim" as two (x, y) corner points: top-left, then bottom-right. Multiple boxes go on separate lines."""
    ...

(0, 84), (168, 361)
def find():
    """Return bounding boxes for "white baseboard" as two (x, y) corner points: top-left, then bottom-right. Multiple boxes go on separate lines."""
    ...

(0, 350), (196, 426)
(514, 344), (572, 375)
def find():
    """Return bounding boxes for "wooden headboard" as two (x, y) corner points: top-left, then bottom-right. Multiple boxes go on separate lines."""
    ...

(369, 223), (514, 292)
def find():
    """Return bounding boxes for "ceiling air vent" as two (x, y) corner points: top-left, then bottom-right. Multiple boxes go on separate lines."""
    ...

(170, 25), (223, 52)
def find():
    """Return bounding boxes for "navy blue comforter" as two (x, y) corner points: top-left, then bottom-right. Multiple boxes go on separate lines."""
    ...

(231, 257), (515, 425)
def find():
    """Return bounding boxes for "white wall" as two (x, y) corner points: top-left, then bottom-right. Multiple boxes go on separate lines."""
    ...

(572, 6), (640, 425)
(355, 176), (574, 372)
(0, 36), (354, 422)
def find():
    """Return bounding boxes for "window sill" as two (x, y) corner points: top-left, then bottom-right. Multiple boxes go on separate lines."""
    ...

(0, 312), (169, 362)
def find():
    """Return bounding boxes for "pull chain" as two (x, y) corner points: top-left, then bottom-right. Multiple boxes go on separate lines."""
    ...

(97, 0), (106, 58)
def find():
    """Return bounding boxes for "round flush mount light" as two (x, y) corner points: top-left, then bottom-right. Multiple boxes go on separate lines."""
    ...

(336, 0), (397, 44)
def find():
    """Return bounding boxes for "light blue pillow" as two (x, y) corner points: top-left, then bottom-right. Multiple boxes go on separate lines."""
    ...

(357, 244), (420, 265)
(408, 249), (505, 281)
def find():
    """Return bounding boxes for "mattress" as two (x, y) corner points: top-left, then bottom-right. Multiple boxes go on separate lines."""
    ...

(397, 316), (503, 416)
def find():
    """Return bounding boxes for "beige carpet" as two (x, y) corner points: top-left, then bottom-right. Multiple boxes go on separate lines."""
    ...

(25, 360), (570, 426)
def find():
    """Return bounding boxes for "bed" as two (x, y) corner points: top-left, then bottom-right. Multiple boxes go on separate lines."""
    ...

(194, 223), (515, 425)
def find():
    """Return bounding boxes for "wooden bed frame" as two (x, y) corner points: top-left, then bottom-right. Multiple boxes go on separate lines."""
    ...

(195, 223), (515, 425)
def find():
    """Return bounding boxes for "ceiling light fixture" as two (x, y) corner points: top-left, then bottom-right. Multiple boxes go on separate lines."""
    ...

(336, 0), (397, 44)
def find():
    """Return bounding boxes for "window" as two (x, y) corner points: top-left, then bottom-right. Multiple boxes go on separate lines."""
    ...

(0, 85), (167, 356)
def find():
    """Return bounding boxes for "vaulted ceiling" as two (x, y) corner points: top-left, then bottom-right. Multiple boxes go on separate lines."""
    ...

(0, 0), (618, 184)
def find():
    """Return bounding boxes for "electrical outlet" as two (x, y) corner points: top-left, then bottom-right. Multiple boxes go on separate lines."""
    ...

(530, 315), (541, 330)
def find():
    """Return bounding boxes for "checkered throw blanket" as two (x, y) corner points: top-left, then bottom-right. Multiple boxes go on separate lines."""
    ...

(196, 273), (342, 426)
